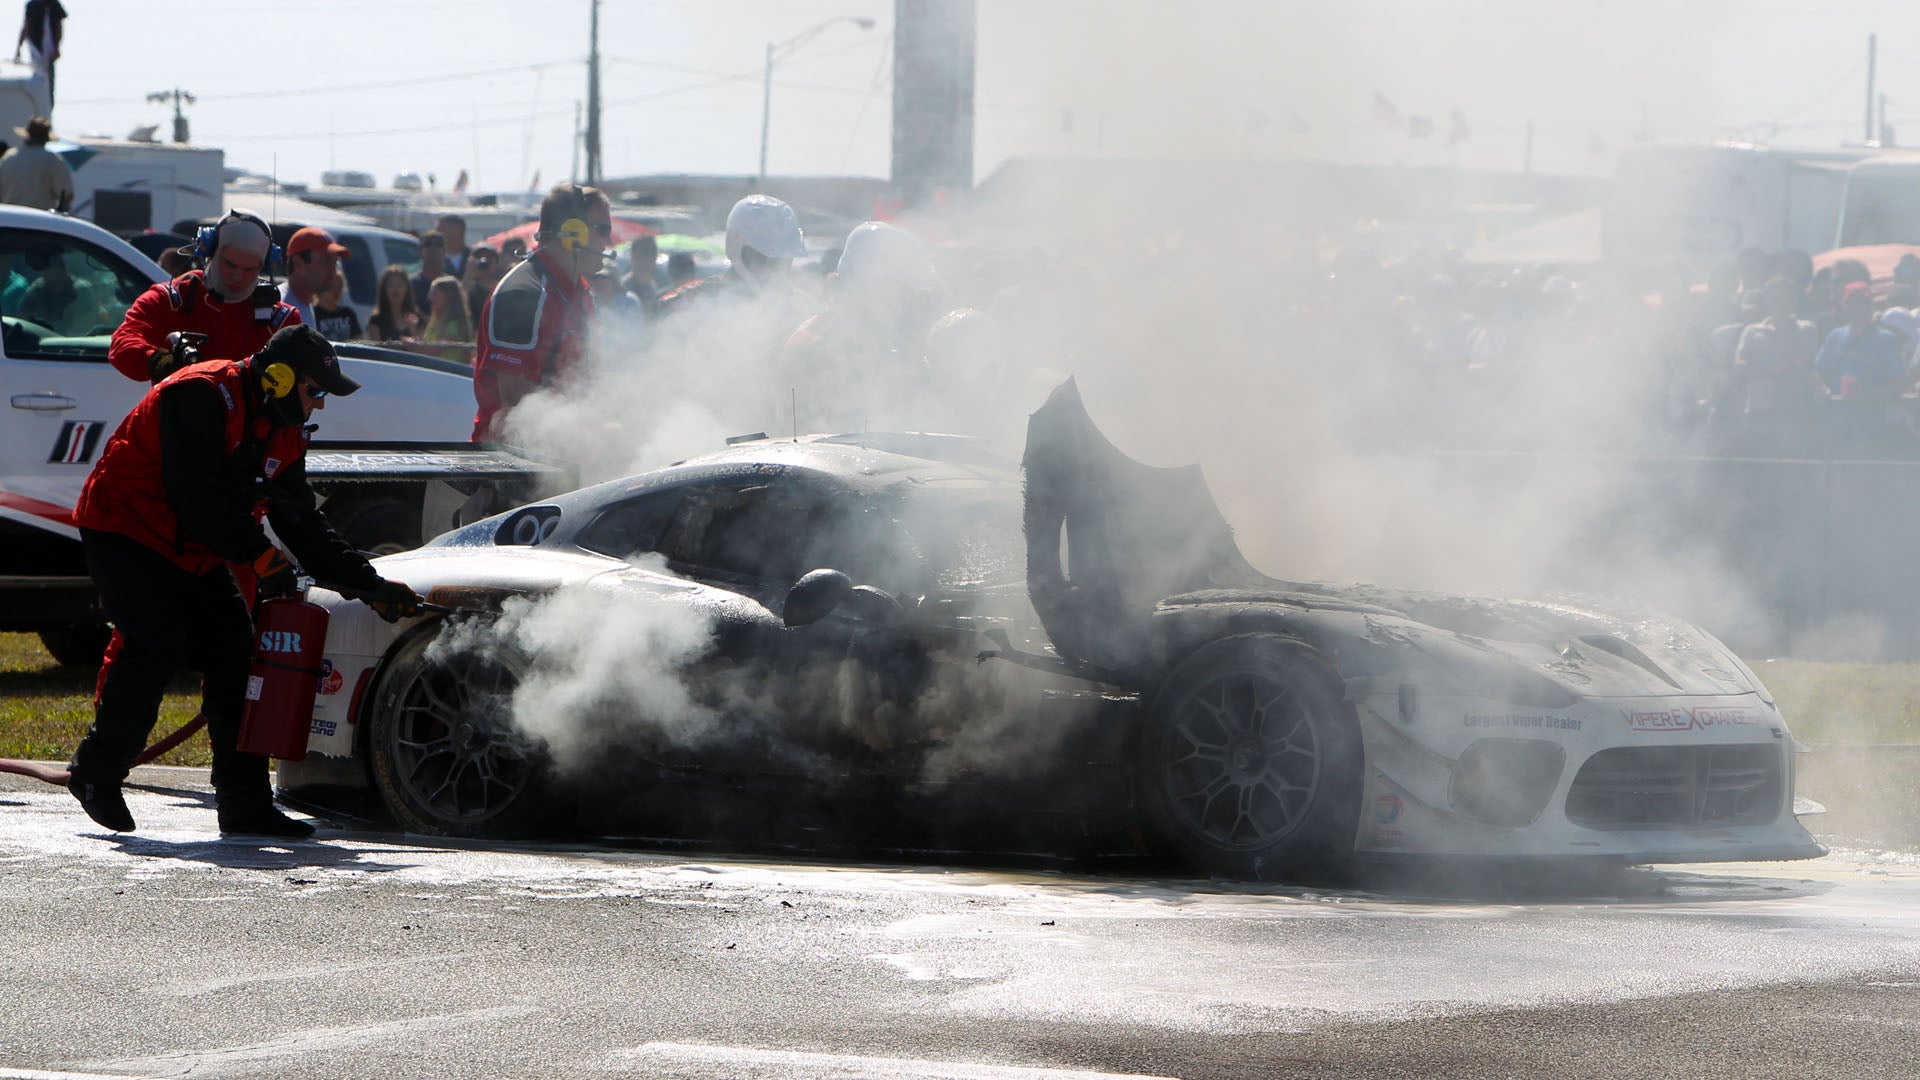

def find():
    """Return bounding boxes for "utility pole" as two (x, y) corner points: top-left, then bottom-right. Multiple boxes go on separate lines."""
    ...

(585, 0), (602, 184)
(146, 87), (195, 144)
(1867, 32), (1877, 144)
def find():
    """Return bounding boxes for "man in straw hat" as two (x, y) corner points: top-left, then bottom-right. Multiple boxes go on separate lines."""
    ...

(0, 114), (72, 211)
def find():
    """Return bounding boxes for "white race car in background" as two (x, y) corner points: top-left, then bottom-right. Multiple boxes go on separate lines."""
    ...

(283, 382), (1825, 880)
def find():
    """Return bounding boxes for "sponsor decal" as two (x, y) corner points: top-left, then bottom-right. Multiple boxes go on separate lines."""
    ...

(217, 383), (235, 411)
(258, 630), (304, 654)
(317, 659), (344, 695)
(46, 421), (105, 464)
(1622, 705), (1761, 732)
(1370, 825), (1410, 849)
(1374, 793), (1403, 824)
(245, 675), (264, 701)
(310, 717), (337, 737)
(263, 457), (282, 478)
(1465, 713), (1583, 731)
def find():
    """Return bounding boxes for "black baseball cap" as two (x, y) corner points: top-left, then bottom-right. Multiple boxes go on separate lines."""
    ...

(256, 324), (361, 396)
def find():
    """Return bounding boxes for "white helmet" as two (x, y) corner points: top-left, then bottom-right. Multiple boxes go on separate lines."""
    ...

(834, 221), (941, 295)
(725, 194), (806, 286)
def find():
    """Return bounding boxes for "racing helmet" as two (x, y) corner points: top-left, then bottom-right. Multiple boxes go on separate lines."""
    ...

(725, 195), (806, 287)
(835, 221), (944, 300)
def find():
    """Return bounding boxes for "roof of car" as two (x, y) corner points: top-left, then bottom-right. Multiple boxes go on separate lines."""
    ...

(552, 433), (1020, 512)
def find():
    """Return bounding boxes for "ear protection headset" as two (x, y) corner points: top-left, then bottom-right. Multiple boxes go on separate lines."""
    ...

(194, 210), (283, 267)
(543, 184), (592, 252)
(261, 360), (297, 399)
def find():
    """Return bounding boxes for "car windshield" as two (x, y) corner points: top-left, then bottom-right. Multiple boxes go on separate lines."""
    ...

(887, 483), (1026, 593)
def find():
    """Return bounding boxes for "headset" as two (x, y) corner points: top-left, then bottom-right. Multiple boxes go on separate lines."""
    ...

(261, 360), (297, 399)
(542, 184), (593, 252)
(194, 210), (283, 268)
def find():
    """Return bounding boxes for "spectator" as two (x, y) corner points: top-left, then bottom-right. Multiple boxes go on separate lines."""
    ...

(311, 268), (362, 342)
(500, 236), (528, 263)
(366, 264), (421, 343)
(461, 244), (501, 325)
(1814, 281), (1909, 398)
(411, 230), (447, 312)
(590, 267), (646, 347)
(1731, 275), (1824, 414)
(13, 2), (64, 109)
(438, 214), (470, 276)
(421, 274), (473, 349)
(278, 226), (348, 328)
(623, 233), (661, 314)
(0, 114), (72, 211)
(665, 250), (697, 287)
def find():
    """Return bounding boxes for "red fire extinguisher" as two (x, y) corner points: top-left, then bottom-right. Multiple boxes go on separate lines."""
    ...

(237, 595), (331, 761)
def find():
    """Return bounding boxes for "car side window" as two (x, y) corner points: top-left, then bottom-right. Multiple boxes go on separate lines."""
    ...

(339, 235), (375, 307)
(656, 478), (899, 588)
(577, 488), (684, 560)
(386, 237), (421, 277)
(0, 232), (154, 362)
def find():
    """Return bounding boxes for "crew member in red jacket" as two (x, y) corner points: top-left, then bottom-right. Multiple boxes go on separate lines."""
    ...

(470, 183), (606, 440)
(108, 209), (301, 383)
(67, 325), (422, 838)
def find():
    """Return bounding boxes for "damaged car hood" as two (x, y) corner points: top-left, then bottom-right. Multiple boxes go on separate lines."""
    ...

(1021, 378), (1763, 699)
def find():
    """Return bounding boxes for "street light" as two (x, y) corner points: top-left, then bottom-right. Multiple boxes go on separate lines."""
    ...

(757, 15), (876, 188)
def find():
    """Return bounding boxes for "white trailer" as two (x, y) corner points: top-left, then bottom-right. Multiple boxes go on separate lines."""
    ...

(62, 138), (225, 237)
(1605, 142), (1874, 269)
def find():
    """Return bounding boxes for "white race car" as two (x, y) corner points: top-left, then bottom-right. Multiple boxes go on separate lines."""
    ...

(282, 381), (1825, 880)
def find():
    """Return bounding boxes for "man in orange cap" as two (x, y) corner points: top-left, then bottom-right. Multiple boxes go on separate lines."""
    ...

(280, 226), (349, 328)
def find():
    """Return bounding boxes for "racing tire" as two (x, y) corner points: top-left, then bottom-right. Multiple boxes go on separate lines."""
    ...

(38, 624), (111, 668)
(1137, 633), (1362, 882)
(366, 623), (558, 838)
(330, 496), (422, 557)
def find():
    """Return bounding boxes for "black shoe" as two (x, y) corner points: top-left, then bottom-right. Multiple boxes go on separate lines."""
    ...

(217, 803), (315, 839)
(68, 775), (135, 832)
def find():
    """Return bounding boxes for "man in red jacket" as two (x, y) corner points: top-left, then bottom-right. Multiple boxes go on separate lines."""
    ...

(108, 209), (301, 383)
(470, 183), (606, 440)
(68, 325), (422, 838)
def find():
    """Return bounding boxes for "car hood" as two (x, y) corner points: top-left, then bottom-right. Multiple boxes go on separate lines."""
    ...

(1020, 379), (1766, 701)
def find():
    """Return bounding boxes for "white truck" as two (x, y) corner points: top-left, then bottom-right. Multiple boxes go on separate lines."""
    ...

(1605, 142), (1876, 270)
(0, 207), (571, 663)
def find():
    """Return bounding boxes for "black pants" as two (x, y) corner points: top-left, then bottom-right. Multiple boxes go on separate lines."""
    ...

(71, 528), (268, 802)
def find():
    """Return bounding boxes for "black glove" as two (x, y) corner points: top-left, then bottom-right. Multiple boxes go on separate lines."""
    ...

(251, 546), (298, 599)
(367, 579), (425, 623)
(148, 331), (204, 383)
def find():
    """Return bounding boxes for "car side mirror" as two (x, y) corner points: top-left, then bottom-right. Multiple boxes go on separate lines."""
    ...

(784, 568), (853, 627)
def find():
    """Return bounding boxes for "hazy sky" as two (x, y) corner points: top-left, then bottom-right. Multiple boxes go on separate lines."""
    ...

(33, 0), (1920, 192)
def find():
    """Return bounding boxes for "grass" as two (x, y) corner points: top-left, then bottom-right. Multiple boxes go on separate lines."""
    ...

(0, 632), (211, 767)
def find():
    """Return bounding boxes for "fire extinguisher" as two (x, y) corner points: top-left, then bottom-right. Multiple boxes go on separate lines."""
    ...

(237, 594), (331, 761)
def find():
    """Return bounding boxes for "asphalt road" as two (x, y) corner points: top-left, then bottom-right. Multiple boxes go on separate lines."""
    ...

(2, 766), (1916, 1080)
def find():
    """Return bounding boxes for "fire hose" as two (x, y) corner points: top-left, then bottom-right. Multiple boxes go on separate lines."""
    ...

(0, 585), (476, 786)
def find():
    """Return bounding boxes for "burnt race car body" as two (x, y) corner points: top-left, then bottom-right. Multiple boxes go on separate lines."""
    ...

(280, 381), (1824, 880)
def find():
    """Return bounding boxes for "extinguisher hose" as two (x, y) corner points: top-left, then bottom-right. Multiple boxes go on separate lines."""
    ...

(4, 582), (480, 787)
(0, 712), (209, 786)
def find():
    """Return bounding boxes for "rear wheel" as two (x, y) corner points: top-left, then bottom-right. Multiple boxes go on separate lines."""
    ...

(366, 625), (556, 837)
(38, 624), (110, 668)
(1137, 633), (1361, 881)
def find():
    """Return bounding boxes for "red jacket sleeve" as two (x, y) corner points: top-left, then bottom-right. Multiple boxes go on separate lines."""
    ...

(109, 282), (177, 382)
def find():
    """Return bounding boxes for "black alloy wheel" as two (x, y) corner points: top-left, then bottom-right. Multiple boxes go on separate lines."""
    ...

(367, 626), (554, 837)
(1137, 633), (1361, 881)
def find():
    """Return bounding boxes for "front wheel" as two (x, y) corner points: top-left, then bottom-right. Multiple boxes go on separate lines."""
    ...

(366, 624), (558, 837)
(1136, 633), (1361, 881)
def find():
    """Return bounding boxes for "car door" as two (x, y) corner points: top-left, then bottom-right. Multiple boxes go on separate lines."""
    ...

(0, 227), (160, 537)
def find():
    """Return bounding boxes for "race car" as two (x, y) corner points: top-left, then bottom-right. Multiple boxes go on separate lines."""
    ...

(280, 379), (1825, 880)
